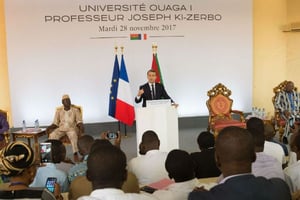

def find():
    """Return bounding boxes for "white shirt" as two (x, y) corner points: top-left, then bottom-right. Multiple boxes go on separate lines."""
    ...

(78, 188), (157, 200)
(152, 178), (199, 200)
(128, 150), (168, 186)
(284, 160), (300, 192)
(264, 141), (285, 164)
(252, 152), (285, 180)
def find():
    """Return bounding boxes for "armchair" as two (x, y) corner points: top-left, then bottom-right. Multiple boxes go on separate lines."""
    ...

(46, 104), (84, 144)
(206, 83), (246, 136)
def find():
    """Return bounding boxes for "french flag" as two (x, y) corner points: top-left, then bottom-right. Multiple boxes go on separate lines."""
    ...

(115, 54), (135, 126)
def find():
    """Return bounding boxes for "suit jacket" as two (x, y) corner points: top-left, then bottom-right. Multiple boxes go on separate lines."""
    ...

(190, 149), (221, 178)
(135, 83), (173, 107)
(188, 174), (291, 200)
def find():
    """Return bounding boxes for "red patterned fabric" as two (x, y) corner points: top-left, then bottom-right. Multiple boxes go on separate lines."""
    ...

(214, 119), (246, 131)
(210, 94), (232, 116)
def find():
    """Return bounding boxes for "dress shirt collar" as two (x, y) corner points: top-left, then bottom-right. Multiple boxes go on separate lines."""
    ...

(90, 188), (124, 198)
(219, 173), (252, 184)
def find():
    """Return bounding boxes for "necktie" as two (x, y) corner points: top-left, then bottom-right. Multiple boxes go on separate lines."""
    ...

(151, 84), (155, 100)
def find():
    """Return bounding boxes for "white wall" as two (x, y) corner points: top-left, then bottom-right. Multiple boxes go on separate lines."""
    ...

(5, 0), (252, 127)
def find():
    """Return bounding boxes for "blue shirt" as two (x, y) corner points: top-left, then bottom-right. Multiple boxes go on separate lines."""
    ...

(30, 163), (69, 192)
(68, 155), (88, 182)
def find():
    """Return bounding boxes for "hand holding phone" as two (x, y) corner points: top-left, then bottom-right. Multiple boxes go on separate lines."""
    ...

(40, 142), (52, 163)
(45, 177), (57, 193)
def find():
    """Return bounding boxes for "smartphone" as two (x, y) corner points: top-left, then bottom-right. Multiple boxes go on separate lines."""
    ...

(107, 132), (118, 139)
(45, 177), (57, 193)
(40, 142), (52, 163)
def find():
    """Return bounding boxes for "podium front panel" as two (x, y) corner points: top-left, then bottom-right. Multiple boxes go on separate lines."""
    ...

(135, 106), (179, 154)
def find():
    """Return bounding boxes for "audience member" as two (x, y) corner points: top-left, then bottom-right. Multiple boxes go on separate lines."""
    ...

(128, 130), (168, 186)
(188, 126), (291, 200)
(285, 134), (300, 192)
(190, 131), (221, 178)
(0, 141), (60, 199)
(246, 117), (285, 180)
(47, 94), (84, 154)
(68, 138), (140, 200)
(264, 123), (289, 156)
(77, 144), (156, 200)
(275, 81), (300, 143)
(153, 149), (200, 200)
(30, 139), (69, 192)
(68, 135), (94, 182)
(52, 139), (74, 174)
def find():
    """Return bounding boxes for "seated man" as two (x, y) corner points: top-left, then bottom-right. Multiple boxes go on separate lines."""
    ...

(68, 134), (94, 182)
(0, 111), (9, 149)
(190, 131), (221, 178)
(47, 94), (84, 154)
(247, 117), (285, 180)
(30, 139), (69, 192)
(153, 149), (201, 200)
(275, 81), (300, 143)
(284, 134), (300, 192)
(188, 126), (291, 200)
(77, 143), (156, 200)
(128, 130), (168, 186)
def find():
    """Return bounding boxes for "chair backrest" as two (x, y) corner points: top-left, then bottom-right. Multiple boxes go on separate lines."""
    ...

(206, 83), (233, 119)
(272, 80), (298, 107)
(272, 81), (298, 124)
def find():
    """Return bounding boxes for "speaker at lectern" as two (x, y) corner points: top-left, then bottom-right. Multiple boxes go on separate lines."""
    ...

(135, 100), (179, 154)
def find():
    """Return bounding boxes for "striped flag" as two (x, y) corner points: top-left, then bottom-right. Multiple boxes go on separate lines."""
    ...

(115, 54), (135, 126)
(108, 54), (119, 118)
(151, 53), (164, 84)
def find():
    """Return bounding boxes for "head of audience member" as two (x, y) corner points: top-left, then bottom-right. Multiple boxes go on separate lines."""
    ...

(78, 135), (95, 157)
(215, 126), (256, 178)
(285, 81), (294, 93)
(291, 134), (300, 160)
(45, 139), (65, 164)
(197, 131), (215, 151)
(0, 141), (36, 188)
(139, 130), (160, 155)
(147, 69), (157, 84)
(86, 144), (127, 190)
(246, 117), (265, 152)
(62, 94), (71, 110)
(264, 123), (276, 141)
(165, 149), (195, 182)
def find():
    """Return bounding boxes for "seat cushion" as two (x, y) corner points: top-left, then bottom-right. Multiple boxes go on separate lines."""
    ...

(214, 119), (246, 131)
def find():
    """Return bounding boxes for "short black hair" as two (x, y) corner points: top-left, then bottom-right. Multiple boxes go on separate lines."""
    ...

(197, 131), (215, 149)
(246, 117), (265, 148)
(165, 149), (194, 182)
(45, 139), (65, 163)
(87, 145), (127, 187)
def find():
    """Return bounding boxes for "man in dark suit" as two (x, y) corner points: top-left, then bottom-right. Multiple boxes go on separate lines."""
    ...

(188, 126), (291, 200)
(135, 69), (177, 107)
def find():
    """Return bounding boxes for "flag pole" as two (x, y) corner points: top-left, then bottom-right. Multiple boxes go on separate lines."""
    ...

(152, 42), (157, 55)
(120, 46), (127, 137)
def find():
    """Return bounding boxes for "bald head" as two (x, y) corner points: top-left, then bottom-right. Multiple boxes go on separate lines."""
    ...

(215, 126), (255, 176)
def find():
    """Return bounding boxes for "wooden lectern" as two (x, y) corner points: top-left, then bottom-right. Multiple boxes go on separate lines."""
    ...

(135, 101), (179, 154)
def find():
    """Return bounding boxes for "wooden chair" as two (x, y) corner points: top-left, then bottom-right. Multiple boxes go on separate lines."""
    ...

(47, 105), (84, 144)
(0, 109), (10, 146)
(206, 83), (246, 136)
(272, 80), (297, 141)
